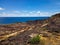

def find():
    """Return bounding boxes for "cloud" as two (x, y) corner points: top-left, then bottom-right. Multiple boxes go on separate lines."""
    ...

(13, 11), (20, 13)
(0, 7), (5, 10)
(0, 10), (56, 17)
(37, 11), (40, 13)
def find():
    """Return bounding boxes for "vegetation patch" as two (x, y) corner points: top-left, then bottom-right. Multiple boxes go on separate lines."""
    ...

(28, 35), (40, 44)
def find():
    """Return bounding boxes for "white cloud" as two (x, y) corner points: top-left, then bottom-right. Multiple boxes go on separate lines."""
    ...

(22, 10), (28, 12)
(37, 11), (40, 13)
(0, 11), (56, 17)
(40, 12), (50, 16)
(13, 11), (20, 13)
(0, 7), (4, 10)
(29, 11), (36, 13)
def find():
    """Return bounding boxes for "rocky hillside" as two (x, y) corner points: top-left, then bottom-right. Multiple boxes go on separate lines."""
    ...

(0, 13), (60, 45)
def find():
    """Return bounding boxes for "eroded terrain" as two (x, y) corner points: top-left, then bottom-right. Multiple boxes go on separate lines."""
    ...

(0, 13), (60, 45)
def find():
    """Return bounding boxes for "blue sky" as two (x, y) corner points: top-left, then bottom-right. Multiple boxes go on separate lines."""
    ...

(0, 0), (60, 17)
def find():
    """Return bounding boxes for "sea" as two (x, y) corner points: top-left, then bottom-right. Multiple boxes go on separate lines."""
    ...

(0, 17), (49, 24)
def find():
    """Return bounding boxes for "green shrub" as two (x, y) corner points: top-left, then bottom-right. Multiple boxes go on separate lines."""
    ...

(29, 35), (40, 44)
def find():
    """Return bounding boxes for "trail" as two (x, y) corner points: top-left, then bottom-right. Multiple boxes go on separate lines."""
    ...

(41, 23), (48, 27)
(0, 26), (35, 41)
(0, 23), (48, 41)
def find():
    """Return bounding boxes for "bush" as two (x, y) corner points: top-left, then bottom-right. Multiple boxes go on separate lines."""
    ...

(29, 35), (40, 44)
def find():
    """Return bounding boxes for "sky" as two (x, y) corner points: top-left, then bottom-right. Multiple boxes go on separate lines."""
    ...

(0, 0), (60, 17)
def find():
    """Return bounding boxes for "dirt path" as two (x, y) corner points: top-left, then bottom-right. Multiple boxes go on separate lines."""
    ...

(0, 23), (48, 41)
(41, 23), (48, 27)
(0, 26), (35, 41)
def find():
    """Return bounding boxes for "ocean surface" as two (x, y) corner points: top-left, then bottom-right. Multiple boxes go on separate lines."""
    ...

(0, 17), (49, 24)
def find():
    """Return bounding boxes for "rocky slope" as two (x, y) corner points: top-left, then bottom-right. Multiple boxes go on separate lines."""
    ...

(0, 13), (60, 45)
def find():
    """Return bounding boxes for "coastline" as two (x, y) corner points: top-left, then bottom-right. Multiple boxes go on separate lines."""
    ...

(0, 17), (49, 24)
